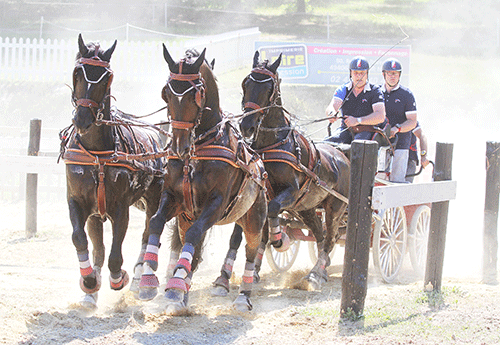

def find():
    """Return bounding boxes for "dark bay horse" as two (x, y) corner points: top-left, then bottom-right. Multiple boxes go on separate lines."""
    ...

(60, 34), (165, 308)
(213, 51), (350, 291)
(137, 46), (267, 313)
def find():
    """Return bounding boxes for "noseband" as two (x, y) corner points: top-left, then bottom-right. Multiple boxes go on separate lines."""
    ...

(72, 44), (114, 121)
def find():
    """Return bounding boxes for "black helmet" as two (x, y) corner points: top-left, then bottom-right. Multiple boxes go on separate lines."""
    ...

(349, 56), (369, 70)
(382, 58), (402, 72)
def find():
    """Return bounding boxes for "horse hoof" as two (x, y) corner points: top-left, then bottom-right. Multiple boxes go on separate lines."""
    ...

(165, 288), (188, 315)
(305, 271), (326, 290)
(130, 278), (140, 293)
(273, 232), (291, 253)
(254, 272), (261, 284)
(110, 270), (129, 291)
(80, 272), (102, 294)
(211, 275), (230, 296)
(138, 287), (158, 301)
(233, 293), (253, 311)
(138, 274), (159, 300)
(79, 293), (98, 310)
(211, 285), (229, 297)
(130, 264), (144, 293)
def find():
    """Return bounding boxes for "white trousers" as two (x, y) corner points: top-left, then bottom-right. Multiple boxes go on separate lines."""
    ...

(390, 149), (409, 183)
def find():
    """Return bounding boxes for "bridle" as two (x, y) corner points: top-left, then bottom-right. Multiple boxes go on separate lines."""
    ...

(241, 66), (289, 143)
(166, 60), (207, 131)
(72, 44), (114, 121)
(242, 67), (280, 116)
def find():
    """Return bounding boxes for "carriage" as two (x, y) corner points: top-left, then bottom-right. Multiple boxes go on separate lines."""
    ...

(264, 162), (432, 284)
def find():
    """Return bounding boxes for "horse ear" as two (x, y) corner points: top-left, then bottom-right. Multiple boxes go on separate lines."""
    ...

(268, 53), (282, 74)
(163, 44), (176, 72)
(78, 33), (89, 56)
(253, 51), (260, 68)
(193, 48), (206, 71)
(102, 40), (117, 62)
(210, 58), (215, 70)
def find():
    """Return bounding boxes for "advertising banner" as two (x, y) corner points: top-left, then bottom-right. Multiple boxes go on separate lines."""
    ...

(255, 42), (411, 87)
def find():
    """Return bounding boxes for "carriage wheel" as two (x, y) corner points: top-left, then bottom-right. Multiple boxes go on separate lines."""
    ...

(408, 205), (431, 277)
(265, 235), (300, 272)
(372, 206), (407, 283)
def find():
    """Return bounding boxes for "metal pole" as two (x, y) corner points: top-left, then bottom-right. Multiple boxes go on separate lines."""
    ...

(164, 3), (168, 29)
(39, 16), (44, 40)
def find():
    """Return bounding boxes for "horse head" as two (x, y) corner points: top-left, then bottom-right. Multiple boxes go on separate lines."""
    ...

(240, 51), (282, 142)
(72, 33), (116, 135)
(162, 45), (214, 159)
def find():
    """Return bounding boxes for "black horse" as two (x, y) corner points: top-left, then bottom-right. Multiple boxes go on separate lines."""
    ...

(213, 51), (350, 291)
(137, 46), (267, 313)
(60, 34), (165, 309)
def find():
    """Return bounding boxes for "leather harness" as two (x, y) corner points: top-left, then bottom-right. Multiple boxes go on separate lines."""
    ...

(167, 119), (267, 223)
(244, 67), (349, 206)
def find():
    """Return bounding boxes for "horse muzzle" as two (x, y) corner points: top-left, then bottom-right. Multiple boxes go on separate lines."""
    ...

(171, 133), (192, 160)
(72, 111), (93, 135)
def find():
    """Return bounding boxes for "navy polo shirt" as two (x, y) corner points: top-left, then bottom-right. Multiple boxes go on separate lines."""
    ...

(382, 83), (417, 126)
(333, 81), (385, 119)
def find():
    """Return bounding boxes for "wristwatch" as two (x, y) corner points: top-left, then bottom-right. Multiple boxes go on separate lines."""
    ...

(395, 124), (402, 132)
(420, 150), (427, 156)
(357, 117), (362, 124)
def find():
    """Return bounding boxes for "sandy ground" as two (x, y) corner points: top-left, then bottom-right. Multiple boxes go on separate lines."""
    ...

(0, 195), (499, 345)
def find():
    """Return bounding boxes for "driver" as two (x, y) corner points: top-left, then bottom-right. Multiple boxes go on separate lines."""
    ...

(380, 58), (417, 182)
(324, 56), (387, 144)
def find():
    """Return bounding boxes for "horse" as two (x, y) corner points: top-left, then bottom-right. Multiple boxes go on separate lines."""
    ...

(212, 51), (351, 291)
(59, 34), (165, 309)
(137, 46), (268, 313)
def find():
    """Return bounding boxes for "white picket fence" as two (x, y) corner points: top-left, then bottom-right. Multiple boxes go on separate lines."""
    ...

(0, 27), (260, 83)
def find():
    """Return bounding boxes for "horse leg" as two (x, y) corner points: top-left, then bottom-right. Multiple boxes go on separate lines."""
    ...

(164, 195), (222, 313)
(131, 185), (161, 293)
(233, 191), (267, 311)
(108, 205), (130, 291)
(267, 186), (300, 252)
(165, 217), (181, 281)
(138, 192), (178, 300)
(211, 223), (244, 296)
(299, 208), (329, 289)
(305, 197), (348, 290)
(253, 219), (269, 283)
(69, 199), (101, 309)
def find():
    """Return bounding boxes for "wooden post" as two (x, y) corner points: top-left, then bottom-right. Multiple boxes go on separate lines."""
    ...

(340, 140), (378, 319)
(483, 141), (500, 284)
(424, 142), (453, 292)
(26, 119), (41, 238)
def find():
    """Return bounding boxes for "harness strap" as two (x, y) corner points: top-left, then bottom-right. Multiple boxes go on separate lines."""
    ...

(97, 162), (106, 216)
(183, 160), (194, 215)
(258, 130), (349, 205)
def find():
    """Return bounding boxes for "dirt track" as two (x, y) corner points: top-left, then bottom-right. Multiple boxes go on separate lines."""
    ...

(1, 199), (499, 345)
